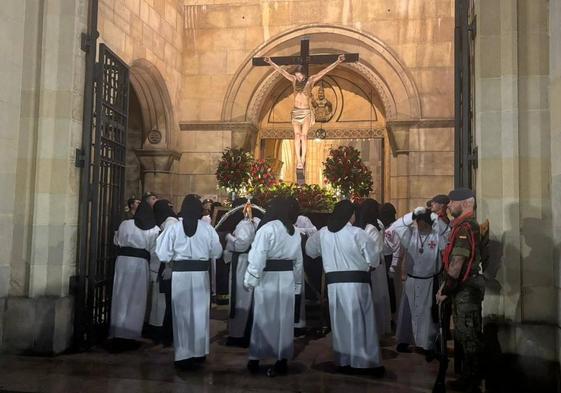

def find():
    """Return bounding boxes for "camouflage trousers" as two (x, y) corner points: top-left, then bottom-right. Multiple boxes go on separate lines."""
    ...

(452, 284), (484, 385)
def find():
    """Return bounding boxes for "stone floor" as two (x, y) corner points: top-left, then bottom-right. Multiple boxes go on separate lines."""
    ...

(0, 307), (454, 393)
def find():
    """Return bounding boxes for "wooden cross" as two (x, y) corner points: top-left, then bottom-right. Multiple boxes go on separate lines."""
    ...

(252, 38), (359, 77)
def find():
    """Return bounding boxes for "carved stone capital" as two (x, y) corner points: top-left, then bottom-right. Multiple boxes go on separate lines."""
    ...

(386, 120), (416, 154)
(135, 149), (181, 173)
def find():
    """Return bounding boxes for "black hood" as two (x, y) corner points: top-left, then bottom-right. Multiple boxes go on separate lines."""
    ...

(327, 200), (355, 233)
(180, 195), (202, 237)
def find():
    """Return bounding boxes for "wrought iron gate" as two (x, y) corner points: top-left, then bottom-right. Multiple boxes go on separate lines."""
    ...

(75, 44), (129, 347)
(454, 0), (477, 188)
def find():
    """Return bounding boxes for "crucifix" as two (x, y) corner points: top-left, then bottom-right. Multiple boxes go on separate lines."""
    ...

(253, 39), (359, 184)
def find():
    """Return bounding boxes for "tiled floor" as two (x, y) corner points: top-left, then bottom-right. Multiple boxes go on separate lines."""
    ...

(0, 307), (453, 393)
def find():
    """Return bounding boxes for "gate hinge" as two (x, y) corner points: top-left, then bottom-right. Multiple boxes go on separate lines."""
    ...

(81, 32), (92, 52)
(80, 31), (99, 53)
(468, 145), (478, 169)
(75, 148), (85, 168)
(468, 17), (477, 40)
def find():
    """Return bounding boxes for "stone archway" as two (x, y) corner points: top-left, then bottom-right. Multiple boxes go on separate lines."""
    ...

(222, 25), (421, 120)
(221, 25), (422, 155)
(220, 25), (423, 204)
(128, 60), (180, 200)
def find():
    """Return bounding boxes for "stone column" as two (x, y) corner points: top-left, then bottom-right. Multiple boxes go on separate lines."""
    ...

(1, 0), (87, 354)
(386, 121), (411, 215)
(477, 0), (557, 387)
(551, 0), (561, 368)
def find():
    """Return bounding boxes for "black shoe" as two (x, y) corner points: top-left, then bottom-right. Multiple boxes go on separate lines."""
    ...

(175, 358), (195, 371)
(294, 328), (306, 337)
(247, 360), (260, 374)
(350, 366), (386, 378)
(267, 359), (287, 377)
(337, 365), (353, 374)
(396, 343), (412, 353)
(226, 337), (248, 347)
(109, 338), (141, 353)
(370, 366), (386, 378)
(424, 349), (436, 362)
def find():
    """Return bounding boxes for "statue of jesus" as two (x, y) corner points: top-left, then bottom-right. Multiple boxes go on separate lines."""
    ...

(264, 54), (345, 170)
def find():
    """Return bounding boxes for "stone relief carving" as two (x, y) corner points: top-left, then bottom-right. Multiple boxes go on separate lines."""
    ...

(312, 84), (334, 122)
(260, 127), (385, 140)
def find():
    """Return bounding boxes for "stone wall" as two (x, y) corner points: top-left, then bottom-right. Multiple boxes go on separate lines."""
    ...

(178, 0), (455, 209)
(98, 0), (184, 114)
(98, 0), (185, 202)
(0, 0), (87, 353)
(476, 0), (559, 389)
(551, 0), (561, 378)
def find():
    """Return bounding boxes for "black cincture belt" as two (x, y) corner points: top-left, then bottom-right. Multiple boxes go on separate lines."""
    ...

(326, 270), (370, 284)
(117, 246), (150, 261)
(264, 259), (294, 272)
(229, 251), (248, 319)
(173, 260), (210, 272)
(407, 272), (440, 280)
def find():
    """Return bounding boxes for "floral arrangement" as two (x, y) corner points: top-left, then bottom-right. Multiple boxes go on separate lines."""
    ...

(215, 147), (342, 211)
(250, 159), (276, 189)
(323, 146), (373, 198)
(295, 184), (337, 211)
(215, 148), (253, 193)
(252, 182), (336, 212)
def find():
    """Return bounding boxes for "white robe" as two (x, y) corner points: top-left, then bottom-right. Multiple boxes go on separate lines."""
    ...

(201, 214), (216, 295)
(364, 222), (392, 337)
(294, 215), (318, 328)
(148, 216), (179, 327)
(306, 223), (382, 368)
(386, 213), (449, 350)
(110, 220), (160, 339)
(224, 217), (260, 338)
(155, 220), (222, 361)
(244, 220), (303, 361)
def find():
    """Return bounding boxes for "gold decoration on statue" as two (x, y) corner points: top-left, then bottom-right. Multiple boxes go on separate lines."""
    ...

(312, 84), (334, 123)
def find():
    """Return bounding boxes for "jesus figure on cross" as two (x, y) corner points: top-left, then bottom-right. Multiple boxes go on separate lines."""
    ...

(264, 54), (345, 170)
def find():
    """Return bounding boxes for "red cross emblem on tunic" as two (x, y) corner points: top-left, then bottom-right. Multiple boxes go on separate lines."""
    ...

(428, 240), (437, 250)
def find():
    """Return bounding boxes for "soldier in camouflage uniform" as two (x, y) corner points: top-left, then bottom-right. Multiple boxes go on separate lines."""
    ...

(436, 188), (485, 393)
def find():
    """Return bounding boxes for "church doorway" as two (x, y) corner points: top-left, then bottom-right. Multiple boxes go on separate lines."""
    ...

(222, 27), (424, 209)
(125, 85), (143, 202)
(257, 69), (387, 202)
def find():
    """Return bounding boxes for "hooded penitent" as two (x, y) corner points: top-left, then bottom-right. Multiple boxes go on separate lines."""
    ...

(134, 201), (157, 230)
(181, 194), (203, 237)
(327, 200), (355, 233)
(153, 199), (177, 228)
(257, 196), (298, 235)
(357, 198), (382, 231)
(380, 202), (397, 228)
